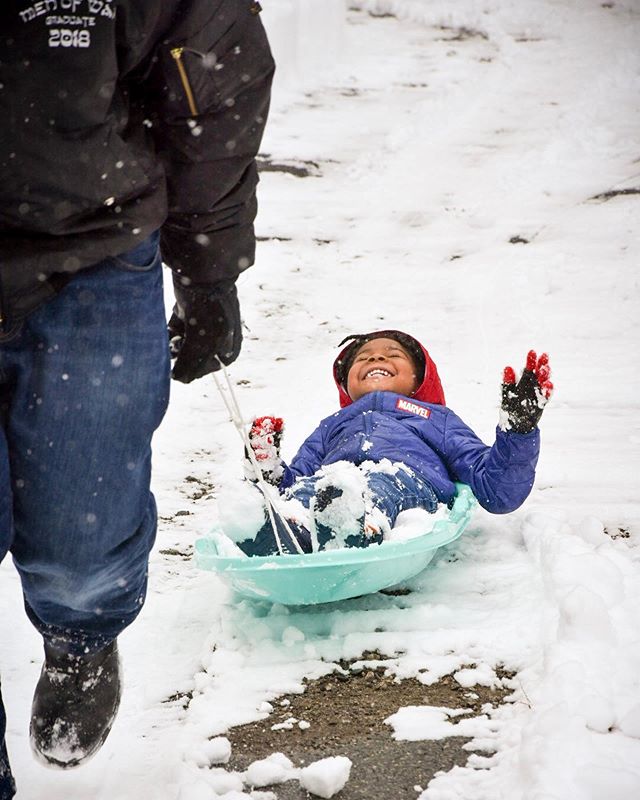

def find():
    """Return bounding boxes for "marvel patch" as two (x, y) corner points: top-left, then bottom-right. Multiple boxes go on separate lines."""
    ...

(396, 398), (431, 419)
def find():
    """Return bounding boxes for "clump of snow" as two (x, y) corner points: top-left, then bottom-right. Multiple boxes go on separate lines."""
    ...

(207, 767), (244, 795)
(244, 752), (295, 787)
(215, 481), (267, 543)
(298, 756), (352, 799)
(576, 516), (608, 547)
(190, 736), (231, 768)
(363, 458), (403, 477)
(207, 737), (232, 765)
(313, 462), (367, 547)
(386, 506), (449, 542)
(386, 706), (490, 741)
(211, 481), (311, 553)
(453, 663), (498, 688)
(270, 717), (298, 731)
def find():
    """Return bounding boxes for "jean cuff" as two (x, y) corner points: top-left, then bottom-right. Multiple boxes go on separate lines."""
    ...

(24, 603), (114, 657)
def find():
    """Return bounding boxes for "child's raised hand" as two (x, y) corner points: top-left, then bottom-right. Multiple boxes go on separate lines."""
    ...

(500, 351), (553, 434)
(244, 416), (285, 485)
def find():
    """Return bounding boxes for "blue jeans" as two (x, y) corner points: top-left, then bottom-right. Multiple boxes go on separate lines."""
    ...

(0, 234), (170, 797)
(241, 465), (439, 556)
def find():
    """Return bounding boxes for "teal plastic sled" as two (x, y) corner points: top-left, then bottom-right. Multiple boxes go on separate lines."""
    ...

(195, 483), (476, 606)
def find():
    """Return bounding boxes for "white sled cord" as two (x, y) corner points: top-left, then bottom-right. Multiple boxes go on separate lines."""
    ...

(212, 365), (304, 556)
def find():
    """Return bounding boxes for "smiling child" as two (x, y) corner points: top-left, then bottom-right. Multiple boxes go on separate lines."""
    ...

(239, 329), (553, 556)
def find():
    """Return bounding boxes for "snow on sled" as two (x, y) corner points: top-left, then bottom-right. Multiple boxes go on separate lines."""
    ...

(194, 483), (477, 606)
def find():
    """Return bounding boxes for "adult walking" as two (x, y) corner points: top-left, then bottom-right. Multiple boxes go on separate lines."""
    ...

(0, 2), (274, 795)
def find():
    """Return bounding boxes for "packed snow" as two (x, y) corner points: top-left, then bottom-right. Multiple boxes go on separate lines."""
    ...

(1, 1), (639, 798)
(298, 756), (352, 799)
(244, 753), (294, 788)
(385, 706), (489, 741)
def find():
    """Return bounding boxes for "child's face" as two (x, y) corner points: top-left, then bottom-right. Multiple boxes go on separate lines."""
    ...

(346, 337), (420, 402)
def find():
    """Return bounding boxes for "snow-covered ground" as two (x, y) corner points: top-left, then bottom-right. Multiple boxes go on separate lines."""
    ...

(2, 1), (640, 797)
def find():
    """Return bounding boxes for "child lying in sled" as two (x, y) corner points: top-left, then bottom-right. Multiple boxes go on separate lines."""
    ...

(238, 329), (553, 556)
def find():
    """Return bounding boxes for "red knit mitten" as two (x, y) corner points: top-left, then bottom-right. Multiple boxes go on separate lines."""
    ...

(244, 416), (285, 485)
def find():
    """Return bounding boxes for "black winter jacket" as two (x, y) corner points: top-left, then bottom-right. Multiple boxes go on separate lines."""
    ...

(0, 0), (274, 326)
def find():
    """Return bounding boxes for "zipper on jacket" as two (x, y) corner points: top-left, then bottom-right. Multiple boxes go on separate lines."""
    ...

(170, 47), (199, 116)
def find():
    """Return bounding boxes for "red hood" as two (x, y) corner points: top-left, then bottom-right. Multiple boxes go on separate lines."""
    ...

(332, 330), (446, 408)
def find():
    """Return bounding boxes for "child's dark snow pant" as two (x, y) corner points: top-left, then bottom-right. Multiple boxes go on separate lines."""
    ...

(239, 465), (439, 556)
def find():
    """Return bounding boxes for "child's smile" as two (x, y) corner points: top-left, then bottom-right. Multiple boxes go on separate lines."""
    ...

(364, 367), (393, 379)
(347, 337), (420, 401)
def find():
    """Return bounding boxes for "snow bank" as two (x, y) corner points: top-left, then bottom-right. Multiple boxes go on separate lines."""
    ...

(420, 512), (640, 799)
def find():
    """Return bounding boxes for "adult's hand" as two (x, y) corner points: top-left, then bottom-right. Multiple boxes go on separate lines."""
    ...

(168, 278), (242, 383)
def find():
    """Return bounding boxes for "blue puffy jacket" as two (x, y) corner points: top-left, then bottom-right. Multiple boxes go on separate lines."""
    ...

(281, 390), (540, 514)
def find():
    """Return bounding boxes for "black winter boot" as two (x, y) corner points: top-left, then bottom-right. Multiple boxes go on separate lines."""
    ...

(30, 640), (121, 769)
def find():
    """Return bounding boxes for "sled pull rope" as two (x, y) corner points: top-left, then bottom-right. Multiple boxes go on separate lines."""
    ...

(212, 366), (304, 556)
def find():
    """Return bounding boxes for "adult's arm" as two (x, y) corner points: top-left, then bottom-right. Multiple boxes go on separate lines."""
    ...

(144, 1), (275, 286)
